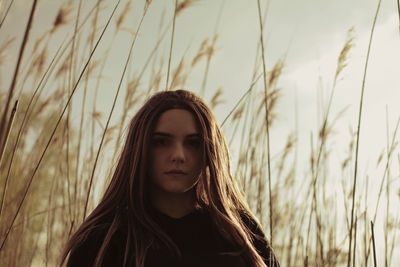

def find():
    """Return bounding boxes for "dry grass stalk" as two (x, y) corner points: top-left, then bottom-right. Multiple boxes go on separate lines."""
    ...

(348, 1), (382, 266)
(256, 0), (274, 244)
(165, 0), (178, 90)
(0, 0), (15, 29)
(371, 221), (377, 267)
(0, 100), (18, 217)
(0, 0), (38, 166)
(64, 5), (79, 224)
(384, 107), (391, 267)
(353, 217), (357, 267)
(65, 2), (84, 204)
(397, 1), (400, 33)
(370, 117), (400, 225)
(71, 0), (92, 223)
(256, 148), (265, 219)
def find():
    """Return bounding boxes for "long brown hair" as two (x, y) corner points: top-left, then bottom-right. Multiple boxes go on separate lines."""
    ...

(61, 89), (268, 267)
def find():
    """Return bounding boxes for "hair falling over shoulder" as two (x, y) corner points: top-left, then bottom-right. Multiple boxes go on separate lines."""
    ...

(60, 89), (270, 267)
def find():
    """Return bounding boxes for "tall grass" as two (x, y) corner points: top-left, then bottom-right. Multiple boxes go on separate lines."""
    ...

(348, 0), (382, 266)
(0, 0), (38, 166)
(256, 0), (274, 246)
(0, 0), (399, 266)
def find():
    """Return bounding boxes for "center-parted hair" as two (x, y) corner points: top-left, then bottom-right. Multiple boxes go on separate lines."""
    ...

(61, 89), (269, 267)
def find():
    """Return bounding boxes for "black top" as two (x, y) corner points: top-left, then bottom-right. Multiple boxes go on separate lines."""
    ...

(67, 209), (279, 267)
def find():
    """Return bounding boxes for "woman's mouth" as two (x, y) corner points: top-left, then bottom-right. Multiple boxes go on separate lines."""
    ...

(165, 169), (187, 175)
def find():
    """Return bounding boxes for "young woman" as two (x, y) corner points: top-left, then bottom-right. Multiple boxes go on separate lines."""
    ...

(61, 90), (279, 267)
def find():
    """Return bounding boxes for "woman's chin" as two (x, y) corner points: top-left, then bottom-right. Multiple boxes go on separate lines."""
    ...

(154, 183), (196, 195)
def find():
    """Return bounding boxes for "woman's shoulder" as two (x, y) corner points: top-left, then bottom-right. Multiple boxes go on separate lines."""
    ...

(67, 225), (109, 267)
(67, 217), (126, 267)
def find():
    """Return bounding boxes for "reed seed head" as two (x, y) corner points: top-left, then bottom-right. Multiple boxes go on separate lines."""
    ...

(210, 87), (224, 109)
(335, 27), (354, 82)
(116, 1), (132, 30)
(232, 102), (245, 121)
(176, 0), (196, 16)
(51, 4), (73, 33)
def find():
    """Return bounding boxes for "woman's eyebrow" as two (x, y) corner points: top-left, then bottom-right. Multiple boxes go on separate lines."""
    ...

(152, 132), (171, 137)
(186, 134), (201, 138)
(152, 132), (201, 138)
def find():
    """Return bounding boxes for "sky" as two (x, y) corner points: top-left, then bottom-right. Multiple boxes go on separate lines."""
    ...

(1, 0), (400, 265)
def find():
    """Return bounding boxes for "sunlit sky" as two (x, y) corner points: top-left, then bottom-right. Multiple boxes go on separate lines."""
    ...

(1, 0), (400, 264)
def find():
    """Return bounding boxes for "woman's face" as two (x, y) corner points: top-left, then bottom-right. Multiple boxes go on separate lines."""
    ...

(149, 109), (203, 195)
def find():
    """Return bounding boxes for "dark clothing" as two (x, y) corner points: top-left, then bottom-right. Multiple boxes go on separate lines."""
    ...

(67, 209), (279, 267)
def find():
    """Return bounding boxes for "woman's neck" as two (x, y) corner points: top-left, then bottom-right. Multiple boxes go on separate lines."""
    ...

(151, 187), (196, 219)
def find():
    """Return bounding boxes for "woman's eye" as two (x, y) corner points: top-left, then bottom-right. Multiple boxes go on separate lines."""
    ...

(152, 138), (168, 146)
(187, 139), (201, 148)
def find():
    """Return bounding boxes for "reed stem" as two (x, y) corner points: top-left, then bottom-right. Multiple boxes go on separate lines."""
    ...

(256, 0), (273, 245)
(0, 0), (15, 29)
(0, 0), (38, 165)
(347, 0), (382, 265)
(165, 0), (178, 90)
(0, 100), (18, 220)
(371, 221), (377, 267)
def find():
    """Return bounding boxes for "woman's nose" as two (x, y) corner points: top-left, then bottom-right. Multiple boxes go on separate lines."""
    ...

(171, 142), (185, 163)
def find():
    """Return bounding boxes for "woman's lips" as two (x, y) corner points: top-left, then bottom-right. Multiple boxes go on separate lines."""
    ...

(165, 170), (187, 175)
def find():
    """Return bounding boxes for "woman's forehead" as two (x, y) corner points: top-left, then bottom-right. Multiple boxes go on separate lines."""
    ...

(153, 109), (200, 136)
